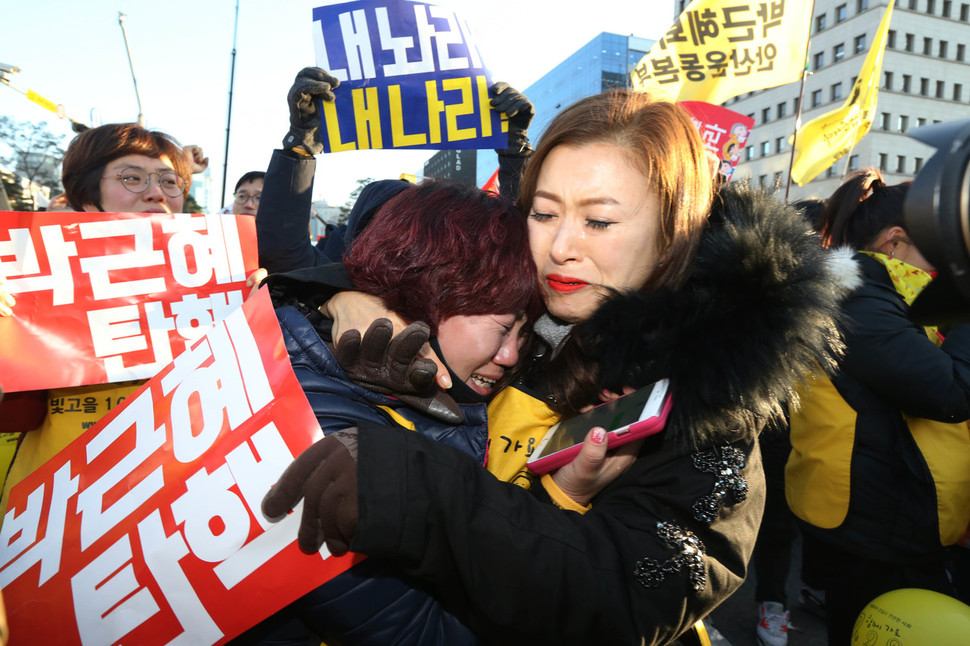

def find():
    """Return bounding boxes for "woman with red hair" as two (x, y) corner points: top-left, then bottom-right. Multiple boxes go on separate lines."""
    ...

(234, 178), (542, 644)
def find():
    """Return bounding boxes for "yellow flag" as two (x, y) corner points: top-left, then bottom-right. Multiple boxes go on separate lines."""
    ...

(790, 0), (895, 186)
(630, 0), (812, 104)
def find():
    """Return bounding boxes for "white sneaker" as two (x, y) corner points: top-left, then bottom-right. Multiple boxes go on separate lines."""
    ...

(756, 601), (789, 646)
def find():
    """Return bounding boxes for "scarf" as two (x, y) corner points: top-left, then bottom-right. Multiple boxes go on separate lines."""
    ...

(860, 251), (940, 343)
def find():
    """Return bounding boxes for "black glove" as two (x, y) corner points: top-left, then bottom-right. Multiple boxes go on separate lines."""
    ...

(283, 67), (340, 155)
(262, 428), (359, 555)
(334, 319), (463, 425)
(490, 81), (534, 156)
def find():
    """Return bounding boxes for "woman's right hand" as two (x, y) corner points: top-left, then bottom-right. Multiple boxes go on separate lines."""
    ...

(551, 428), (642, 506)
(324, 291), (452, 389)
(0, 276), (15, 317)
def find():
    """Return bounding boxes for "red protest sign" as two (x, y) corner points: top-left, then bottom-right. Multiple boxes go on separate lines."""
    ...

(678, 101), (755, 182)
(0, 210), (258, 393)
(0, 288), (360, 645)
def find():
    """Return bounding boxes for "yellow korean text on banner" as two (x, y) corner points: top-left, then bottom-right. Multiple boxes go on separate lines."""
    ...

(630, 0), (812, 104)
(790, 0), (895, 186)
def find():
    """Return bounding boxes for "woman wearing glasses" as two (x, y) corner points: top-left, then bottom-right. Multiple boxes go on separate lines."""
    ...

(61, 122), (192, 213)
(0, 123), (195, 515)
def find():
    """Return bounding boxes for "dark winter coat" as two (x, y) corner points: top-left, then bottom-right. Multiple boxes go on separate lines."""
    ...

(787, 252), (970, 564)
(345, 182), (856, 645)
(233, 290), (489, 645)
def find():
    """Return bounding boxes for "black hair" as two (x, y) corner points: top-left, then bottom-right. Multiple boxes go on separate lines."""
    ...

(234, 171), (265, 193)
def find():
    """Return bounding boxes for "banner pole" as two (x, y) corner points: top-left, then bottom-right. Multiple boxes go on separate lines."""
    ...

(221, 0), (241, 210)
(118, 13), (145, 127)
(785, 0), (817, 202)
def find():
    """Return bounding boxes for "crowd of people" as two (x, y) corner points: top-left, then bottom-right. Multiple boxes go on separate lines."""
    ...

(0, 62), (967, 646)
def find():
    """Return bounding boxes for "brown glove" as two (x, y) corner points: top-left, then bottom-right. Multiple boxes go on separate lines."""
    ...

(262, 429), (359, 555)
(335, 319), (462, 424)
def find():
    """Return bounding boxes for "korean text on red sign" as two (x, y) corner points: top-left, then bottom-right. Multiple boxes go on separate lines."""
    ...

(0, 289), (359, 645)
(0, 211), (258, 392)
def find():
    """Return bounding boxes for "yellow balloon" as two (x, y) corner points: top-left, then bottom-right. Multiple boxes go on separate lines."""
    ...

(852, 588), (970, 646)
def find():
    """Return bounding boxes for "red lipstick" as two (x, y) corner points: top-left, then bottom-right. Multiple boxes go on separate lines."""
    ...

(546, 274), (588, 293)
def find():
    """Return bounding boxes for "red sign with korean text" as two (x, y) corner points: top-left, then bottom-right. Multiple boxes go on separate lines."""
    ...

(0, 210), (258, 393)
(678, 101), (755, 182)
(0, 289), (360, 645)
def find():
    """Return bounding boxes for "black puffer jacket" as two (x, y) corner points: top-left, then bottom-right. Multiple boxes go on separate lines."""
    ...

(345, 182), (857, 645)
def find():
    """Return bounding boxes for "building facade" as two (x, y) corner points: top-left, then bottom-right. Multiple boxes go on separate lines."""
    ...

(699, 0), (970, 200)
(422, 148), (478, 187)
(474, 32), (655, 188)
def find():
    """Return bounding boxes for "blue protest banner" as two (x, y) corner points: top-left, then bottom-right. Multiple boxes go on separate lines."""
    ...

(312, 0), (508, 152)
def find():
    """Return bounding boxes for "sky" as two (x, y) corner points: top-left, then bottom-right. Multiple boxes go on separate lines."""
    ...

(1, 0), (673, 211)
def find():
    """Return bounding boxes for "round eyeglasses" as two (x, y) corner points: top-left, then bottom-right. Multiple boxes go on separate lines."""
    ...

(233, 192), (261, 205)
(104, 169), (186, 198)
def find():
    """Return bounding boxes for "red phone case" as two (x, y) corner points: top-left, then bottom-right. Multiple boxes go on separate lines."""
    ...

(526, 380), (672, 475)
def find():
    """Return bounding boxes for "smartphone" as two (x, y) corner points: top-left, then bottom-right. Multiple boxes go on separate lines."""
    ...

(526, 379), (672, 475)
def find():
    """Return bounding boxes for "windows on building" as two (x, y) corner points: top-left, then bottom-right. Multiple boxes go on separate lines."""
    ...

(776, 137), (785, 153)
(955, 83), (963, 101)
(905, 33), (915, 52)
(917, 117), (927, 127)
(924, 37), (933, 55)
(761, 141), (771, 156)
(962, 2), (970, 20)
(937, 80), (945, 98)
(920, 77), (929, 96)
(855, 34), (867, 54)
(944, 0), (952, 16)
(958, 43), (966, 61)
(915, 157), (924, 173)
(814, 51), (825, 69)
(881, 112), (891, 130)
(832, 82), (843, 101)
(888, 30), (897, 48)
(811, 89), (823, 107)
(777, 102), (787, 118)
(837, 3), (848, 21)
(897, 155), (906, 172)
(928, 0), (937, 12)
(885, 71), (894, 89)
(858, 0), (869, 10)
(815, 13), (827, 32)
(940, 40), (949, 58)
(849, 155), (859, 171)
(879, 153), (888, 171)
(834, 43), (845, 62)
(902, 74), (912, 92)
(746, 146), (754, 161)
(898, 115), (909, 131)
(762, 107), (771, 123)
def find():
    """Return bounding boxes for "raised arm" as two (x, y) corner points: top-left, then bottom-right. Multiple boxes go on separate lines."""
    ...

(256, 68), (341, 273)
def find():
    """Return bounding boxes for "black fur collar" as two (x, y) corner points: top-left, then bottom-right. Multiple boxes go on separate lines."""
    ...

(571, 181), (857, 448)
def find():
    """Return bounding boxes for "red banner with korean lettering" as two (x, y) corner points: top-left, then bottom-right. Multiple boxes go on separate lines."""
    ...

(0, 210), (258, 393)
(0, 288), (360, 645)
(678, 101), (755, 182)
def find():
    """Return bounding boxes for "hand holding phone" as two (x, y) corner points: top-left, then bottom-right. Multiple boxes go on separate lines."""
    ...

(526, 379), (671, 475)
